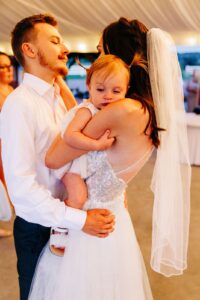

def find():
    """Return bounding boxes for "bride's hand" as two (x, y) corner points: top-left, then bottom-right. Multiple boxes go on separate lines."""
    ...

(55, 75), (77, 110)
(82, 209), (115, 238)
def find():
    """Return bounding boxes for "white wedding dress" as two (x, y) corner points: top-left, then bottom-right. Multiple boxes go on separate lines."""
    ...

(29, 150), (153, 300)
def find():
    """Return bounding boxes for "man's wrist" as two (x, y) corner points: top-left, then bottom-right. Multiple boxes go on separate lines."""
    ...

(62, 206), (87, 230)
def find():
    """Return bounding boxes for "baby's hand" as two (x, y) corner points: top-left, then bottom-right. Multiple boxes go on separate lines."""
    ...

(96, 130), (115, 150)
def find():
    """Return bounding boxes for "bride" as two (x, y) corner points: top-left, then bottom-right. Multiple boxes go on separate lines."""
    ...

(29, 18), (191, 299)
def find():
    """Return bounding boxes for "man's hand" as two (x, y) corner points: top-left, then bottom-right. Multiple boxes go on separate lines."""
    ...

(82, 209), (115, 238)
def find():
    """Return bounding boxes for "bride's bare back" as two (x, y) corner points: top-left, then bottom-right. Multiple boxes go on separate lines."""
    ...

(46, 98), (153, 182)
(84, 98), (153, 182)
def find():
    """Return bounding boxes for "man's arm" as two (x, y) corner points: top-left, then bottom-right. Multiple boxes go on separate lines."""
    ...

(1, 96), (86, 229)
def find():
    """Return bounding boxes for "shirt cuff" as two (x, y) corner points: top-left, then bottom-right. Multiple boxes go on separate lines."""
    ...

(63, 206), (87, 230)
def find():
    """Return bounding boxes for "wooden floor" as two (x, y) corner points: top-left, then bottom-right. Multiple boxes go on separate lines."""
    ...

(0, 155), (199, 299)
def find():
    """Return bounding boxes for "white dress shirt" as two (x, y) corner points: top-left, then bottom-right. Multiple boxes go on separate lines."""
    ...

(1, 73), (86, 229)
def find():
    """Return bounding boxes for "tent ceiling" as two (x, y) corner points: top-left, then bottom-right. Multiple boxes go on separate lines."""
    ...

(0, 0), (200, 53)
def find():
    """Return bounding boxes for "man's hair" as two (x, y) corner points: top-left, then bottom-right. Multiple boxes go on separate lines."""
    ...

(11, 14), (57, 66)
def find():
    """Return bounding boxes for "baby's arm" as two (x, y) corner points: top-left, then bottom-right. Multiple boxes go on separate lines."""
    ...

(45, 100), (125, 169)
(63, 107), (114, 151)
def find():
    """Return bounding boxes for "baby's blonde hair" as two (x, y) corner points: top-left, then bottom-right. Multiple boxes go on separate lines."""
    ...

(86, 54), (130, 87)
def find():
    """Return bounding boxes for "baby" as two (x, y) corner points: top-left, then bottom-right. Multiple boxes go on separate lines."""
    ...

(49, 54), (130, 256)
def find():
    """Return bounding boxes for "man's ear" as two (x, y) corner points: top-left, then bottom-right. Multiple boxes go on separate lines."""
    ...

(21, 42), (37, 59)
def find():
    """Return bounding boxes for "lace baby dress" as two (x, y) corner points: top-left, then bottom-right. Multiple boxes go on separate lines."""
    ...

(29, 150), (153, 300)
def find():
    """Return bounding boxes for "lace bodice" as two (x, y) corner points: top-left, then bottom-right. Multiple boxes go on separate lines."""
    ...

(83, 151), (127, 210)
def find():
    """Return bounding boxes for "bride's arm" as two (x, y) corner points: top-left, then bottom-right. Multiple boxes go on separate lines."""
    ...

(45, 100), (126, 169)
(56, 76), (77, 110)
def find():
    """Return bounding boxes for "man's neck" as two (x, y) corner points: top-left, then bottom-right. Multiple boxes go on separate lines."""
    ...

(24, 66), (56, 85)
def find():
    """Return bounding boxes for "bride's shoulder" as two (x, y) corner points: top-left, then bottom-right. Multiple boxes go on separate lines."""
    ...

(104, 98), (147, 119)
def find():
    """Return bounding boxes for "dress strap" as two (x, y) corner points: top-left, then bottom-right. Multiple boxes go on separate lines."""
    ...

(114, 147), (154, 176)
(81, 99), (99, 116)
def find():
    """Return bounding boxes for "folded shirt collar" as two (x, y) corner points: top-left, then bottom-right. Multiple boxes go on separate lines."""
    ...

(23, 73), (54, 96)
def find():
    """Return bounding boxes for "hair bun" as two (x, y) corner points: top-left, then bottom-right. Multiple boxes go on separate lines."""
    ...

(118, 17), (132, 34)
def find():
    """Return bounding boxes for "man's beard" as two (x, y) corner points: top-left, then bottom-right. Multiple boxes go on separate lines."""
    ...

(38, 50), (68, 76)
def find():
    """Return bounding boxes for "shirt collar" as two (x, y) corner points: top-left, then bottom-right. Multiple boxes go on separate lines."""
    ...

(23, 73), (54, 96)
(22, 73), (66, 112)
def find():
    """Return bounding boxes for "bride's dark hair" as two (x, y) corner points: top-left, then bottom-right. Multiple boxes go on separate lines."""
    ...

(102, 17), (163, 148)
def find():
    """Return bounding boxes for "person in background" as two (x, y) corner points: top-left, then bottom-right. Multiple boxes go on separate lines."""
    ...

(0, 52), (13, 238)
(186, 69), (200, 112)
(0, 52), (13, 110)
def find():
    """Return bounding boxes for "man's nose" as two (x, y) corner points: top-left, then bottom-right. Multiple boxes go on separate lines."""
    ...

(62, 44), (70, 56)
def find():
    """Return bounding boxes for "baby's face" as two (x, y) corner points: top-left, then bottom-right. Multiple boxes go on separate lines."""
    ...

(88, 68), (128, 109)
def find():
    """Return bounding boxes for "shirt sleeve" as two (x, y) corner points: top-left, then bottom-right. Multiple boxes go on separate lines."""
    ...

(1, 94), (86, 229)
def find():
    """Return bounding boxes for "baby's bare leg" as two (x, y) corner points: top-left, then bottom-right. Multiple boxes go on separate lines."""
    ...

(50, 173), (87, 255)
(62, 173), (87, 209)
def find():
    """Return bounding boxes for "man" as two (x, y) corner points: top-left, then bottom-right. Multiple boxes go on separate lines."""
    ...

(1, 14), (114, 300)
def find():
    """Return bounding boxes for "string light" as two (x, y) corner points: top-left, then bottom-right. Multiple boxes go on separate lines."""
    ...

(186, 36), (197, 46)
(77, 42), (87, 52)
